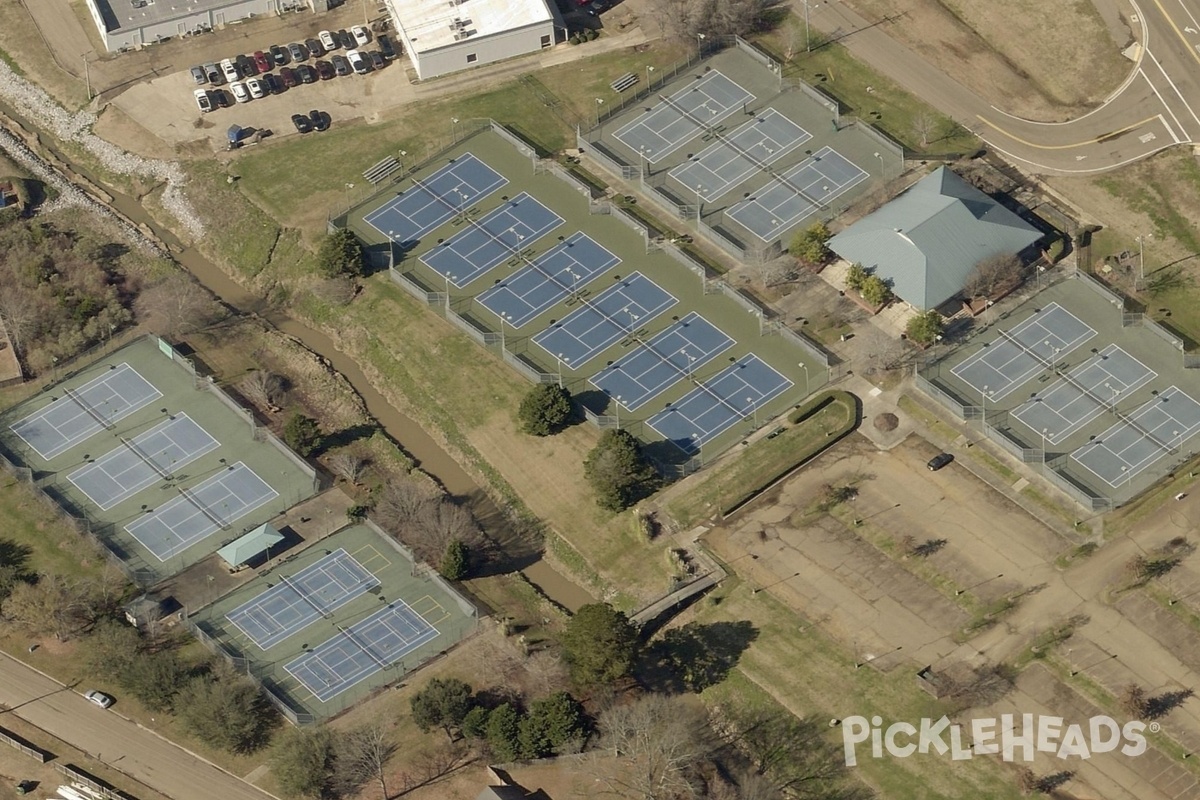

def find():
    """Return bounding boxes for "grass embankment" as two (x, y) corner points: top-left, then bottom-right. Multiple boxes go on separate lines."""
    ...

(668, 391), (858, 527)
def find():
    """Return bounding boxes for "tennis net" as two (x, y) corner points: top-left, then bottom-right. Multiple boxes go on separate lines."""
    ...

(119, 435), (171, 480)
(63, 386), (112, 430)
(279, 572), (332, 619)
(338, 624), (389, 669)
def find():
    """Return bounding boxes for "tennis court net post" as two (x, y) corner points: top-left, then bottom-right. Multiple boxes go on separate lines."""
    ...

(279, 572), (334, 619)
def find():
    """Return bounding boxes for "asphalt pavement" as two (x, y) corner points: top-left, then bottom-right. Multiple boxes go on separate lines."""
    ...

(0, 652), (277, 800)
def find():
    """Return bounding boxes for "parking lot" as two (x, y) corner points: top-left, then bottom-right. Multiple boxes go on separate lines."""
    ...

(111, 15), (411, 149)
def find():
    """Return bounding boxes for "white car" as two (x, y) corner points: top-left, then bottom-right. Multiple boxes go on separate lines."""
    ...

(219, 58), (239, 83)
(84, 690), (114, 709)
(319, 29), (337, 51)
(246, 76), (266, 99)
(230, 80), (251, 103)
(346, 49), (368, 75)
(193, 88), (213, 113)
(351, 24), (370, 46)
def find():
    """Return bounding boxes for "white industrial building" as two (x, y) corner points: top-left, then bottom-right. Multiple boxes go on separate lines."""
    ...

(384, 0), (560, 80)
(83, 0), (329, 53)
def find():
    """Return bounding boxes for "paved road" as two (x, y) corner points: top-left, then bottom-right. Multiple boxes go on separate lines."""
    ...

(0, 652), (276, 800)
(805, 0), (1200, 174)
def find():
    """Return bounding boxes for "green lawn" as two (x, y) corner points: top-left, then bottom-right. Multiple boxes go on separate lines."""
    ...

(752, 14), (980, 156)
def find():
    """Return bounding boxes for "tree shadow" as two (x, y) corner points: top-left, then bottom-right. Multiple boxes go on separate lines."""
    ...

(912, 538), (947, 557)
(641, 620), (758, 693)
(1035, 771), (1074, 792)
(322, 422), (379, 451)
(1145, 688), (1193, 720)
(0, 538), (33, 573)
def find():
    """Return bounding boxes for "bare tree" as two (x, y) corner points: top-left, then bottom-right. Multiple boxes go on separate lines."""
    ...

(239, 370), (285, 411)
(411, 498), (483, 563)
(911, 112), (936, 148)
(1119, 683), (1147, 718)
(1015, 766), (1037, 796)
(593, 694), (715, 800)
(0, 288), (37, 355)
(329, 452), (367, 485)
(1, 573), (97, 640)
(963, 253), (1022, 301)
(373, 477), (440, 533)
(644, 0), (766, 41)
(334, 723), (398, 799)
(134, 273), (224, 338)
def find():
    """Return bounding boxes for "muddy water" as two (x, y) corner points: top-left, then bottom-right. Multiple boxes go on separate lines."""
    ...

(0, 105), (595, 612)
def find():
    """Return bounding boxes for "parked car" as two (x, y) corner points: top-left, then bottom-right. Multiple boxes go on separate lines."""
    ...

(263, 72), (283, 94)
(84, 690), (114, 709)
(253, 50), (271, 72)
(288, 42), (308, 62)
(219, 58), (239, 83)
(368, 50), (385, 70)
(193, 88), (213, 113)
(314, 59), (334, 80)
(346, 49), (368, 75)
(319, 29), (338, 51)
(377, 34), (397, 59)
(230, 80), (251, 103)
(280, 66), (299, 87)
(203, 62), (222, 84)
(337, 29), (354, 49)
(246, 76), (267, 99)
(309, 109), (329, 131)
(270, 44), (289, 66)
(305, 37), (324, 57)
(291, 113), (312, 134)
(927, 453), (954, 471)
(212, 89), (231, 108)
(331, 54), (351, 76)
(296, 63), (317, 84)
(587, 0), (609, 14)
(351, 24), (370, 46)
(235, 53), (256, 76)
(189, 65), (207, 84)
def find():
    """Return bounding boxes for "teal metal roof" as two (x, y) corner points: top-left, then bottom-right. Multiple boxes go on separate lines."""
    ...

(217, 523), (284, 567)
(828, 167), (1041, 310)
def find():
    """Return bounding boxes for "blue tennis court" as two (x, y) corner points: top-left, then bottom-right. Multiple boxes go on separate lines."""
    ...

(590, 313), (734, 410)
(67, 413), (219, 511)
(227, 549), (380, 651)
(124, 462), (280, 562)
(532, 273), (677, 366)
(1011, 345), (1156, 445)
(285, 598), (443, 702)
(9, 364), (162, 461)
(669, 109), (811, 199)
(951, 303), (1097, 401)
(362, 154), (507, 245)
(613, 71), (755, 164)
(726, 147), (868, 241)
(420, 193), (563, 287)
(1072, 386), (1200, 486)
(648, 354), (793, 453)
(476, 232), (621, 328)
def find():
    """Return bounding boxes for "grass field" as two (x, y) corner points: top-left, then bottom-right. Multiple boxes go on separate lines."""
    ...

(752, 13), (979, 156)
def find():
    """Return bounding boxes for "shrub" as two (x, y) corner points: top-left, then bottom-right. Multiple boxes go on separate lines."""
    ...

(440, 539), (470, 580)
(316, 229), (364, 278)
(844, 262), (867, 292)
(518, 383), (573, 436)
(282, 413), (323, 457)
(583, 429), (658, 511)
(905, 310), (943, 345)
(859, 274), (892, 306)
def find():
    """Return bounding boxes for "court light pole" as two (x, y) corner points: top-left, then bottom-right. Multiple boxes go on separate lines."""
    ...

(799, 362), (809, 397)
(747, 396), (758, 430)
(639, 146), (651, 189)
(499, 312), (513, 354)
(594, 98), (604, 127)
(696, 32), (706, 55)
(1041, 428), (1049, 458)
(451, 117), (460, 143)
(443, 273), (456, 313)
(981, 385), (989, 426)
(695, 184), (703, 224)
(556, 353), (566, 387)
(691, 432), (702, 466)
(614, 395), (623, 427)
(802, 0), (811, 52)
(387, 230), (396, 270)
(646, 64), (655, 86)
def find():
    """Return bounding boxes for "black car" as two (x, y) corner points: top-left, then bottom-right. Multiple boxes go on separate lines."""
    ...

(288, 42), (308, 62)
(927, 453), (954, 471)
(235, 53), (256, 76)
(331, 54), (351, 76)
(280, 66), (299, 87)
(263, 73), (283, 94)
(305, 37), (324, 57)
(314, 59), (334, 80)
(212, 89), (231, 108)
(296, 63), (317, 84)
(270, 44), (289, 66)
(368, 50), (385, 70)
(377, 34), (397, 59)
(309, 109), (330, 131)
(291, 113), (312, 134)
(337, 29), (354, 49)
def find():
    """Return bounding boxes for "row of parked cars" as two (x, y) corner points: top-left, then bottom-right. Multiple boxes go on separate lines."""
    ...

(191, 26), (397, 113)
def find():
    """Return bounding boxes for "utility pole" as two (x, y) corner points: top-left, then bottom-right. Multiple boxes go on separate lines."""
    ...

(803, 0), (811, 52)
(83, 53), (92, 100)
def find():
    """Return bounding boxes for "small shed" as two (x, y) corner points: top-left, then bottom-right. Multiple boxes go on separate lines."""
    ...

(217, 523), (285, 571)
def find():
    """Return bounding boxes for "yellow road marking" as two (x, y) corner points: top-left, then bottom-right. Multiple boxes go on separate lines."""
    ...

(975, 114), (1161, 150)
(1150, 0), (1200, 70)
